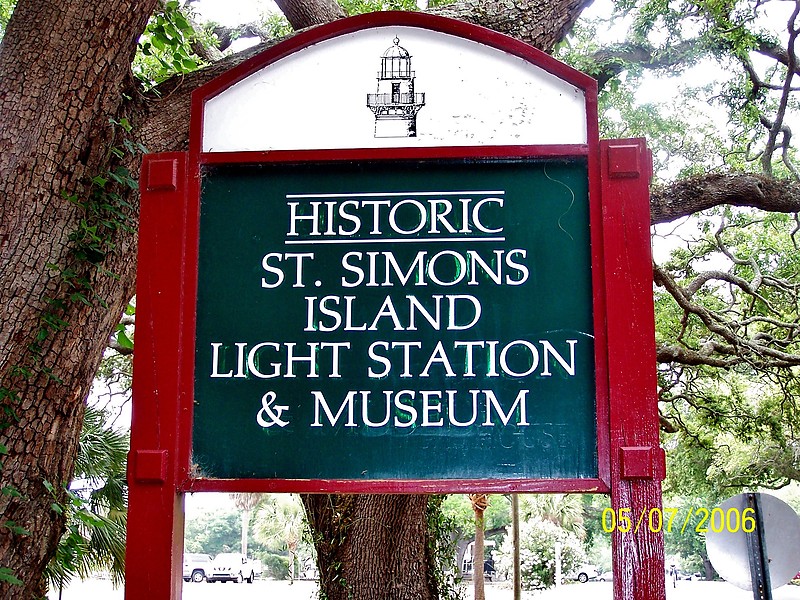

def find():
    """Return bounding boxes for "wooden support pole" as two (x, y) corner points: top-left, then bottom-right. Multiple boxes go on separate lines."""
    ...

(600, 139), (666, 600)
(124, 153), (190, 600)
(512, 494), (521, 600)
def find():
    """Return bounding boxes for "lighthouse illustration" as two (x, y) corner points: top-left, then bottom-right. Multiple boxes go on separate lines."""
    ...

(366, 37), (426, 138)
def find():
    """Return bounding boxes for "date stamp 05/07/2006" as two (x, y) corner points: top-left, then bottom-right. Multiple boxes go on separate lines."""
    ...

(601, 507), (758, 535)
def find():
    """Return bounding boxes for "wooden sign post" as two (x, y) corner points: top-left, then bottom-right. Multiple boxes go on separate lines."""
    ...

(126, 12), (665, 600)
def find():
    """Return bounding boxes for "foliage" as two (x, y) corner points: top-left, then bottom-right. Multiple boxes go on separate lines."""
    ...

(520, 494), (585, 539)
(661, 496), (711, 574)
(339, 0), (455, 14)
(580, 495), (612, 572)
(133, 0), (206, 88)
(340, 0), (416, 15)
(772, 481), (800, 513)
(184, 507), (242, 554)
(259, 552), (291, 579)
(441, 494), (511, 537)
(558, 0), (800, 179)
(258, 13), (294, 40)
(657, 208), (800, 491)
(495, 517), (585, 590)
(425, 496), (465, 600)
(253, 494), (311, 579)
(0, 0), (14, 40)
(45, 406), (128, 591)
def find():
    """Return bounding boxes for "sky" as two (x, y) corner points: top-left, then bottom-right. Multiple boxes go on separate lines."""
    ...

(193, 0), (278, 26)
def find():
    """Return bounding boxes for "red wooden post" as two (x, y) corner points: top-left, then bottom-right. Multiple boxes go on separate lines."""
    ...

(125, 153), (189, 600)
(601, 138), (666, 600)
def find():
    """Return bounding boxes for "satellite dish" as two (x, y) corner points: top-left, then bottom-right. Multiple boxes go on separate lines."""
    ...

(706, 493), (800, 591)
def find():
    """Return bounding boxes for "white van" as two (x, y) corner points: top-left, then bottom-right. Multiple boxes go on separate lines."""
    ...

(182, 553), (213, 582)
(207, 553), (260, 583)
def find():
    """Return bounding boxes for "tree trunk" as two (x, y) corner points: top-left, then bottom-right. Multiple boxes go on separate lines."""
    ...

(470, 494), (488, 600)
(0, 0), (157, 596)
(242, 508), (250, 556)
(703, 557), (715, 581)
(273, 0), (345, 30)
(473, 512), (486, 598)
(301, 494), (437, 600)
(430, 0), (592, 51)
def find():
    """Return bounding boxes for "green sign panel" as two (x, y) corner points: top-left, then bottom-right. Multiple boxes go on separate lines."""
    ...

(193, 159), (597, 480)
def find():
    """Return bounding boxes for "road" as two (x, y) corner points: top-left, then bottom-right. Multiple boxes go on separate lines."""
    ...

(48, 578), (800, 600)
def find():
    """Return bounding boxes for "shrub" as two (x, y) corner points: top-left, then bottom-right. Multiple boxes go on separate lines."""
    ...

(495, 518), (585, 589)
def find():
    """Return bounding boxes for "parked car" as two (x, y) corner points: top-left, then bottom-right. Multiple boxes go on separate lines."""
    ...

(206, 553), (261, 583)
(569, 564), (600, 583)
(183, 553), (212, 582)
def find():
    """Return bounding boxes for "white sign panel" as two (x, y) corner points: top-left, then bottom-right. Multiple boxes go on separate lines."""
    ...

(202, 26), (588, 152)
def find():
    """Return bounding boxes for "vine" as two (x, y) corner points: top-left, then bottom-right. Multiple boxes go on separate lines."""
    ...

(426, 495), (464, 600)
(0, 116), (143, 586)
(306, 495), (355, 600)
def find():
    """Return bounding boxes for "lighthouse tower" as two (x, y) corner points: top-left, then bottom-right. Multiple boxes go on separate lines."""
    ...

(366, 37), (426, 138)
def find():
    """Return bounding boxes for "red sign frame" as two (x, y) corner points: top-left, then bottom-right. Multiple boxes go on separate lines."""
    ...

(125, 11), (665, 600)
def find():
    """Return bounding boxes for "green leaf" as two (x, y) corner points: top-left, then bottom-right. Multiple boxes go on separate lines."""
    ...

(181, 57), (198, 71)
(2, 486), (21, 498)
(0, 567), (23, 586)
(3, 520), (31, 536)
(173, 13), (193, 34)
(151, 34), (166, 51)
(70, 293), (92, 307)
(116, 330), (134, 350)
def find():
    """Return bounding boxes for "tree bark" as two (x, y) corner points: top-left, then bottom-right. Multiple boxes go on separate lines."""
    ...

(430, 0), (592, 52)
(274, 0), (345, 30)
(650, 173), (800, 224)
(0, 0), (157, 596)
(301, 495), (437, 600)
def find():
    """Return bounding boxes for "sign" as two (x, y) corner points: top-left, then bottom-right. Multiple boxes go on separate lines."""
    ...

(193, 159), (597, 480)
(126, 12), (666, 600)
(706, 493), (800, 591)
(184, 13), (605, 486)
